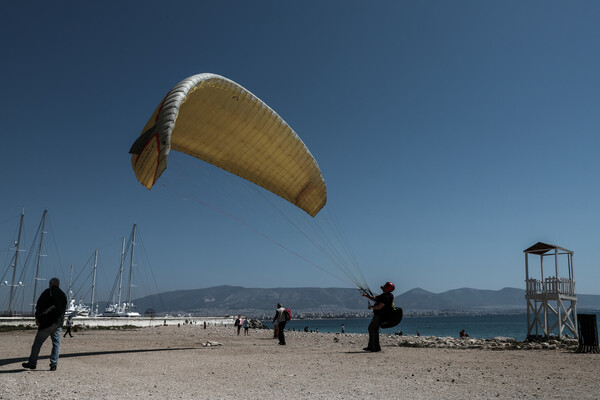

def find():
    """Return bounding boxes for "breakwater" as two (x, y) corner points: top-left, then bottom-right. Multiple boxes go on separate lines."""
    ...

(393, 334), (579, 350)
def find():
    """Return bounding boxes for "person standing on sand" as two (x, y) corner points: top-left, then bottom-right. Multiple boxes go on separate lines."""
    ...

(361, 281), (395, 352)
(273, 303), (287, 345)
(22, 277), (68, 371)
(235, 315), (242, 336)
(243, 317), (250, 335)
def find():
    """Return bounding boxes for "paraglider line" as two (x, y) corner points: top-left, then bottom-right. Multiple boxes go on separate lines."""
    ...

(158, 182), (352, 285)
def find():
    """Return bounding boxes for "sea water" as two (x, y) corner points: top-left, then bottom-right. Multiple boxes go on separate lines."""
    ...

(265, 313), (599, 340)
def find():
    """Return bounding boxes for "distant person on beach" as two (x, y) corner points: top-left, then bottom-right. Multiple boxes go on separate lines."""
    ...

(273, 303), (287, 345)
(460, 329), (469, 338)
(341, 324), (345, 334)
(235, 315), (242, 336)
(63, 315), (73, 338)
(361, 281), (395, 352)
(22, 277), (68, 371)
(243, 317), (249, 335)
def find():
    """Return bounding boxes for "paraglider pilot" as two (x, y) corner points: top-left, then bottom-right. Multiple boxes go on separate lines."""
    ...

(361, 282), (395, 352)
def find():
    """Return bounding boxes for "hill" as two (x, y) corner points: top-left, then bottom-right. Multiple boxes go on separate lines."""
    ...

(133, 285), (600, 318)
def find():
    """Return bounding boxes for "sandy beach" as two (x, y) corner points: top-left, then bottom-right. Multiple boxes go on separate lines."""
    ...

(1, 325), (598, 400)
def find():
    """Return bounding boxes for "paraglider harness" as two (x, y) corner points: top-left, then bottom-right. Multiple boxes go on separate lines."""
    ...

(380, 300), (403, 329)
(360, 288), (403, 329)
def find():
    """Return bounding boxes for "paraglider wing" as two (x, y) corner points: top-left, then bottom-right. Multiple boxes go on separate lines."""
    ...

(129, 73), (327, 217)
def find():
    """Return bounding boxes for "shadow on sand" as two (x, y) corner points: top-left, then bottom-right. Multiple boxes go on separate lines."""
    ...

(0, 347), (197, 373)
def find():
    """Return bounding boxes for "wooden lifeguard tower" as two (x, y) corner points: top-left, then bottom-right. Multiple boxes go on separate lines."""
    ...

(524, 242), (578, 340)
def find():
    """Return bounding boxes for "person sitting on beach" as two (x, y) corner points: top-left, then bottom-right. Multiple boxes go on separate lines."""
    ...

(460, 329), (469, 338)
(361, 281), (395, 352)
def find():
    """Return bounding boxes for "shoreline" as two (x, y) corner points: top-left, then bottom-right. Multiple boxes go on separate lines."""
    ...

(0, 316), (232, 328)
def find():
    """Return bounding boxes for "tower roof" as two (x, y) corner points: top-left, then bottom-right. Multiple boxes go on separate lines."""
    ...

(524, 242), (573, 255)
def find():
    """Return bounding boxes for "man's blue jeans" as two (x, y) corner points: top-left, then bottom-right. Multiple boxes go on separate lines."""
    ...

(28, 322), (62, 367)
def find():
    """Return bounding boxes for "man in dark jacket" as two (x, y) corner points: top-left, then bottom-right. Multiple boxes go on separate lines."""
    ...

(22, 277), (68, 371)
(361, 282), (395, 352)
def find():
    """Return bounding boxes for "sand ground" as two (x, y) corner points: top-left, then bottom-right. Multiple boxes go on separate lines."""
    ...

(1, 325), (598, 400)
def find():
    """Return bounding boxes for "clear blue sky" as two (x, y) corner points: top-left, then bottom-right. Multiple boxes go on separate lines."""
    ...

(1, 1), (600, 301)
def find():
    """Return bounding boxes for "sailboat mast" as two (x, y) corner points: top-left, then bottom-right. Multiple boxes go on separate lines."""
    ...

(91, 250), (97, 317)
(127, 224), (136, 313)
(32, 209), (48, 315)
(8, 209), (25, 315)
(68, 265), (73, 294)
(67, 264), (73, 307)
(117, 237), (125, 309)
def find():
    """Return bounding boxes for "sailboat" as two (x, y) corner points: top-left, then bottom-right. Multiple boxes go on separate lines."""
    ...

(66, 295), (90, 317)
(1, 209), (25, 316)
(2, 209), (56, 317)
(100, 224), (141, 317)
(63, 245), (99, 318)
(65, 264), (92, 317)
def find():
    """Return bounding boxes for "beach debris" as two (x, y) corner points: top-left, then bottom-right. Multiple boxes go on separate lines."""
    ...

(249, 319), (269, 329)
(201, 341), (222, 347)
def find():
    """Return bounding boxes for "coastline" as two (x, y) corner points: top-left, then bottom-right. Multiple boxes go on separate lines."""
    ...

(0, 316), (232, 329)
(1, 324), (598, 399)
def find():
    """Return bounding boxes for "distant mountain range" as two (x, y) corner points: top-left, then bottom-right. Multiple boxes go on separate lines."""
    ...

(132, 286), (600, 318)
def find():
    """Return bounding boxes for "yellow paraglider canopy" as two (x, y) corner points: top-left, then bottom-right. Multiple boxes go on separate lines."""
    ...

(129, 73), (327, 217)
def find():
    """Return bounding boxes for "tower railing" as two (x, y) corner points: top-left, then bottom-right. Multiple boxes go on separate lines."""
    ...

(525, 277), (576, 297)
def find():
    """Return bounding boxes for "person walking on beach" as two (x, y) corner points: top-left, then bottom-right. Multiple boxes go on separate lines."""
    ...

(243, 317), (250, 335)
(22, 277), (68, 371)
(273, 303), (287, 345)
(361, 281), (395, 352)
(63, 315), (74, 338)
